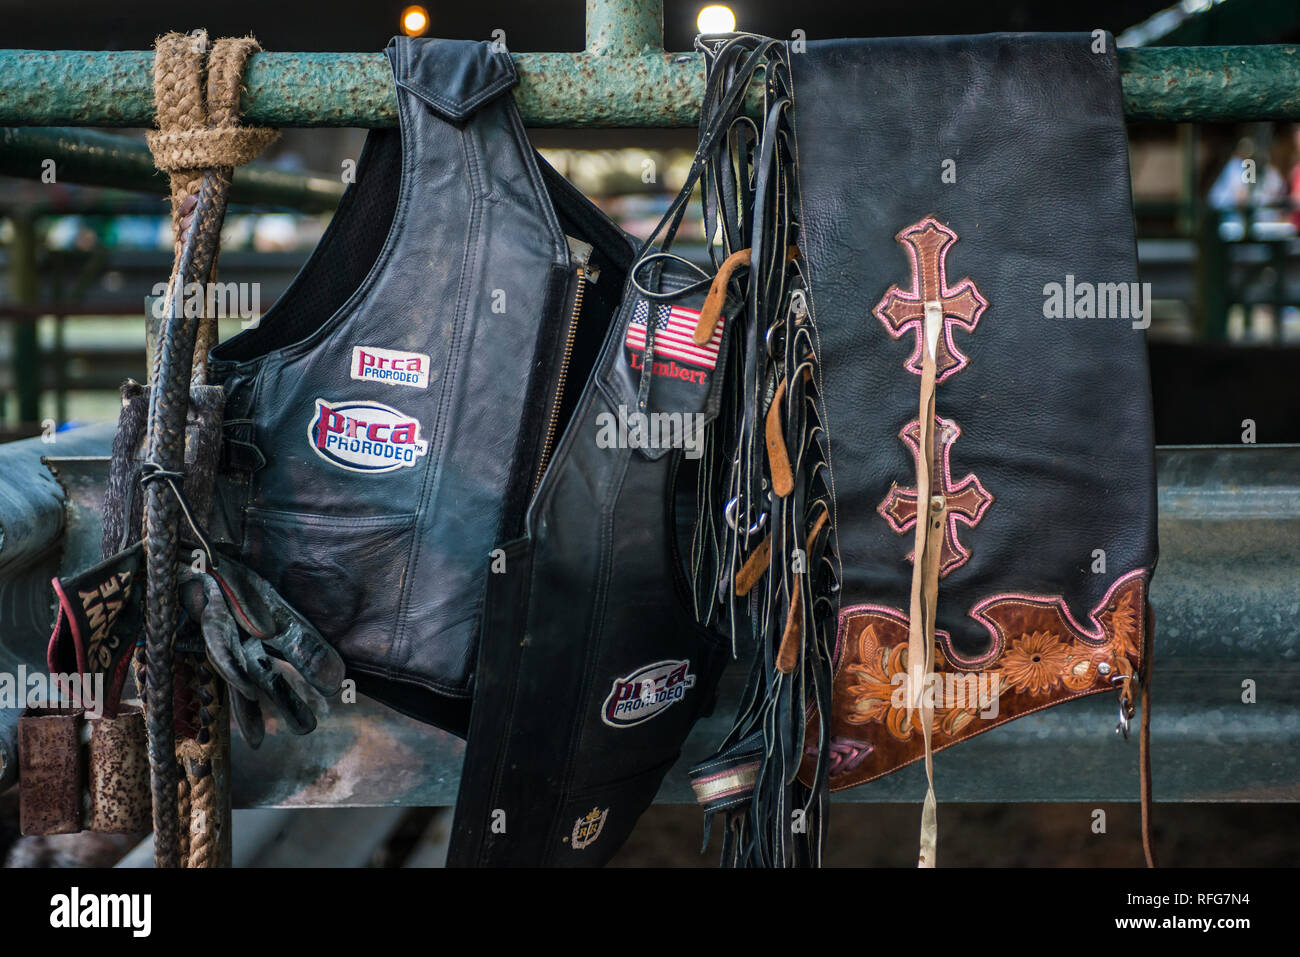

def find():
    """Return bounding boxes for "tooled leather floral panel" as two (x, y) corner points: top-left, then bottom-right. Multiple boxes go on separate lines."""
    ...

(796, 570), (1146, 791)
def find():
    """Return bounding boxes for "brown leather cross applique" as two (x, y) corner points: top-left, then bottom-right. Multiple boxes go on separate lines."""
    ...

(873, 217), (987, 382)
(878, 416), (993, 577)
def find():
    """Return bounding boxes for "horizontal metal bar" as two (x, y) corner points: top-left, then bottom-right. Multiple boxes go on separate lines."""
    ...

(1119, 44), (1300, 122)
(0, 127), (344, 212)
(0, 46), (1297, 129)
(235, 444), (1300, 805)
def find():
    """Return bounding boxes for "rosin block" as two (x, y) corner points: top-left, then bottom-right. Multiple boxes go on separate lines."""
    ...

(87, 704), (151, 834)
(17, 706), (84, 835)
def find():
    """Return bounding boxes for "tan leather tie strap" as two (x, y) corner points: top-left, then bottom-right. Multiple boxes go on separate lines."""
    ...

(766, 378), (794, 497)
(907, 302), (945, 868)
(1140, 680), (1155, 868)
(777, 585), (803, 675)
(734, 535), (772, 597)
(775, 509), (830, 674)
(765, 364), (816, 500)
(1140, 607), (1157, 868)
(695, 248), (751, 345)
(695, 245), (801, 346)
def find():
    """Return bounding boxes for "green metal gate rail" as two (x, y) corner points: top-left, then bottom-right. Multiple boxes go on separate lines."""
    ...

(0, 128), (344, 212)
(1, 45), (1297, 128)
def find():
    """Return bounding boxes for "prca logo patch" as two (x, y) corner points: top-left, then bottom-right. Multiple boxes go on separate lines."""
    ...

(351, 345), (430, 390)
(309, 398), (429, 473)
(601, 659), (696, 728)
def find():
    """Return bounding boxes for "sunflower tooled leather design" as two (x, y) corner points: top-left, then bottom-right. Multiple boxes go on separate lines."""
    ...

(797, 570), (1146, 790)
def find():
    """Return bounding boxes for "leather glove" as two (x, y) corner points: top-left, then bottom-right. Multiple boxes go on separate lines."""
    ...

(178, 556), (345, 748)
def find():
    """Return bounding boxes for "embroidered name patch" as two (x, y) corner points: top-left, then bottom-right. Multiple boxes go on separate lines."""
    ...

(308, 398), (429, 473)
(601, 659), (696, 728)
(350, 346), (431, 390)
(624, 300), (721, 384)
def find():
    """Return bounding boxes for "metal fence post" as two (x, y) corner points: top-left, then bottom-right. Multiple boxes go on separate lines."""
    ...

(586, 0), (664, 56)
(7, 214), (40, 428)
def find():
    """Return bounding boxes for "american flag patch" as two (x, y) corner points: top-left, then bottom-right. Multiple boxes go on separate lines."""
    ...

(625, 300), (724, 371)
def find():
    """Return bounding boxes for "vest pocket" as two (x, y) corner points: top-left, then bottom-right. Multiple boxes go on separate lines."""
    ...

(239, 507), (418, 675)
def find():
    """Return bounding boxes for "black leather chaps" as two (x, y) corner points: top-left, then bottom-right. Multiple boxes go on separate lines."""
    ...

(690, 33), (1157, 868)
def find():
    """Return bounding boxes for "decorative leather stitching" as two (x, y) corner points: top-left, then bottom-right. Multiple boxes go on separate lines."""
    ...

(871, 215), (987, 383)
(953, 567), (1148, 667)
(804, 571), (1149, 791)
(876, 415), (993, 577)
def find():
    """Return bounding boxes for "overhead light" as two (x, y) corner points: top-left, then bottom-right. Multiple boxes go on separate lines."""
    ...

(401, 5), (430, 37)
(697, 4), (736, 34)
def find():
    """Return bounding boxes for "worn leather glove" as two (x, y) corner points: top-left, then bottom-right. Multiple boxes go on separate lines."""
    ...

(178, 556), (345, 748)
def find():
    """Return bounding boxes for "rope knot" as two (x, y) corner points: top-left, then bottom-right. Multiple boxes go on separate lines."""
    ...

(148, 30), (278, 384)
(147, 32), (279, 173)
(146, 126), (278, 172)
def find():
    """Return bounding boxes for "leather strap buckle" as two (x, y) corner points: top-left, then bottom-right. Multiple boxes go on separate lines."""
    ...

(1112, 672), (1136, 739)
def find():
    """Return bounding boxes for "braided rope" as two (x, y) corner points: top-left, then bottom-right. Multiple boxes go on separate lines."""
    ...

(184, 661), (222, 868)
(176, 770), (192, 864)
(142, 31), (275, 869)
(141, 44), (208, 865)
(149, 33), (208, 290)
(178, 737), (216, 869)
(146, 32), (277, 380)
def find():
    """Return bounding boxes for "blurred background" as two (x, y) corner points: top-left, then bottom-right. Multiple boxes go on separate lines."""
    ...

(1, 0), (1298, 867)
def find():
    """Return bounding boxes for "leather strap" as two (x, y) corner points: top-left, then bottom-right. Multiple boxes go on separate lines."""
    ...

(907, 302), (944, 868)
(1140, 606), (1157, 867)
(696, 248), (752, 344)
(686, 36), (836, 868)
(734, 534), (771, 596)
(697, 245), (800, 345)
(766, 377), (794, 496)
(776, 509), (830, 674)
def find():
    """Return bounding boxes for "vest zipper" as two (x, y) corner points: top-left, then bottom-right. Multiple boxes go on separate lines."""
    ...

(532, 264), (586, 493)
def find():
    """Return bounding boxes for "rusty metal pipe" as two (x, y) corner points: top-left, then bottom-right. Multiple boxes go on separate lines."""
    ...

(0, 45), (1297, 128)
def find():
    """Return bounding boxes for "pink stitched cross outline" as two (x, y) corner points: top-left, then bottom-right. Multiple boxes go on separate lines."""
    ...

(877, 416), (993, 578)
(872, 217), (987, 382)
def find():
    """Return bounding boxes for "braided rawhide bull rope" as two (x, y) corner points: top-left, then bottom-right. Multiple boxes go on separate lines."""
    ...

(141, 172), (224, 867)
(142, 32), (275, 868)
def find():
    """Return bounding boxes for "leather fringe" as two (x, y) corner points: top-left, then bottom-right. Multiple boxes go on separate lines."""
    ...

(686, 35), (839, 868)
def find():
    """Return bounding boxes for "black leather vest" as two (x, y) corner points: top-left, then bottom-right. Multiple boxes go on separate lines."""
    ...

(208, 37), (633, 734)
(447, 254), (734, 866)
(444, 48), (770, 863)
